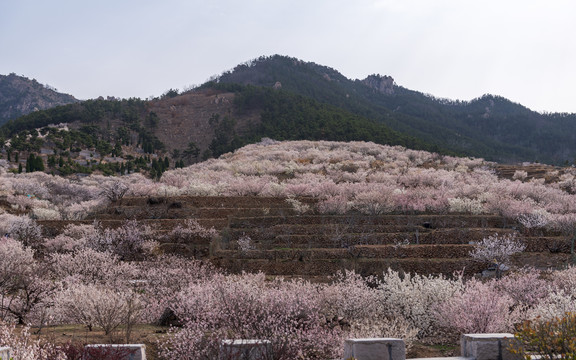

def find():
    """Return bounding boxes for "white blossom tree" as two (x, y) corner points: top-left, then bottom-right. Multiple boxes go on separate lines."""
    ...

(469, 233), (526, 277)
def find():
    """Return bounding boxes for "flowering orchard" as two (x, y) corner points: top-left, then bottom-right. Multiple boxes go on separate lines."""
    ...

(1, 140), (576, 357)
(2, 226), (576, 359)
(2, 140), (576, 229)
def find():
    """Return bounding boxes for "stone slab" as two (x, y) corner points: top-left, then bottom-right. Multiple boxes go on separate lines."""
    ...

(84, 344), (146, 360)
(0, 347), (11, 360)
(343, 338), (406, 360)
(461, 333), (520, 360)
(220, 339), (272, 360)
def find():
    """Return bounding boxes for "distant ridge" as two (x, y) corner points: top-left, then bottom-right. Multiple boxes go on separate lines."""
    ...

(0, 73), (78, 126)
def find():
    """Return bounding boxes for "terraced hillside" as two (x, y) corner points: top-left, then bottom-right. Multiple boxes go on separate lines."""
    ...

(39, 195), (573, 279)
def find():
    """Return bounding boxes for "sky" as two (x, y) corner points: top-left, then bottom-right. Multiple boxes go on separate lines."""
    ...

(1, 0), (575, 113)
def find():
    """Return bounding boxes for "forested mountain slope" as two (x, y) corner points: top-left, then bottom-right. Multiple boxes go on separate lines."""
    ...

(0, 85), (437, 177)
(215, 55), (576, 164)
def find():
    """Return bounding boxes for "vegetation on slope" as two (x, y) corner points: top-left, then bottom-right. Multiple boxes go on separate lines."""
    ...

(216, 55), (576, 164)
(0, 97), (171, 177)
(0, 83), (446, 177)
(204, 83), (440, 157)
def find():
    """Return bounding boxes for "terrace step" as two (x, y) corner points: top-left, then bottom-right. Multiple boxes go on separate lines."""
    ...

(214, 244), (475, 260)
(241, 228), (515, 249)
(119, 195), (317, 208)
(76, 195), (571, 277)
(93, 206), (295, 220)
(38, 218), (229, 236)
(229, 214), (509, 229)
(523, 236), (571, 253)
(228, 224), (432, 239)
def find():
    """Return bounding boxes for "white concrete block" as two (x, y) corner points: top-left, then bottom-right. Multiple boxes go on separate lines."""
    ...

(0, 347), (11, 360)
(220, 339), (272, 360)
(343, 338), (406, 360)
(84, 344), (146, 360)
(410, 357), (474, 360)
(461, 333), (521, 360)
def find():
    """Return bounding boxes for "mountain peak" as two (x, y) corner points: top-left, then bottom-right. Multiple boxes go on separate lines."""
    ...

(361, 74), (395, 95)
(0, 73), (78, 125)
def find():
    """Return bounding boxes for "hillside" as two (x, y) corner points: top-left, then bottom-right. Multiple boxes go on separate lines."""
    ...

(2, 140), (576, 359)
(0, 73), (78, 126)
(1, 139), (575, 278)
(0, 85), (435, 177)
(215, 55), (576, 164)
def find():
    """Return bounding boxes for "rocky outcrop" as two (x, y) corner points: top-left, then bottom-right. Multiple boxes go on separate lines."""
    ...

(361, 74), (395, 95)
(0, 73), (78, 125)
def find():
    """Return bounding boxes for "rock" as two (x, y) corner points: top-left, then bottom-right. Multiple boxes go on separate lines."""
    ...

(361, 74), (395, 95)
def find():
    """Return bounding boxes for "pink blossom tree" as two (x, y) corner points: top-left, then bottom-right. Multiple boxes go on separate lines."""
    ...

(435, 278), (516, 334)
(161, 273), (342, 360)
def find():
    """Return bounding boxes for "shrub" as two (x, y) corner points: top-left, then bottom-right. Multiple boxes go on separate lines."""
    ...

(0, 238), (54, 325)
(167, 219), (217, 243)
(510, 312), (576, 360)
(85, 220), (158, 260)
(59, 342), (137, 360)
(49, 248), (137, 286)
(436, 278), (516, 334)
(448, 197), (485, 214)
(54, 283), (143, 336)
(495, 269), (550, 308)
(7, 216), (43, 248)
(100, 180), (129, 202)
(0, 321), (64, 359)
(377, 269), (463, 338)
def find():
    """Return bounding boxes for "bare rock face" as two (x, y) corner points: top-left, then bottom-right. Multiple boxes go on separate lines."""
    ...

(361, 74), (395, 95)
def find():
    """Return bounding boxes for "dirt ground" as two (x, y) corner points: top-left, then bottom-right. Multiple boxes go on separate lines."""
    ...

(29, 324), (169, 360)
(27, 323), (459, 359)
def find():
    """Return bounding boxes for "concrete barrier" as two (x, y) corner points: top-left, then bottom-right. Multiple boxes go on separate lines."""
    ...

(220, 339), (272, 360)
(0, 347), (11, 360)
(84, 344), (146, 360)
(343, 338), (406, 360)
(461, 333), (521, 360)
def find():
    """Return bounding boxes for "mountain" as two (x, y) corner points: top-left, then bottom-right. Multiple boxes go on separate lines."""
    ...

(2, 55), (576, 179)
(214, 55), (576, 164)
(0, 73), (78, 126)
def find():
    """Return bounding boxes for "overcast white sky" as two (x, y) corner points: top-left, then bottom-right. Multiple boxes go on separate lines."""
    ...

(1, 0), (575, 113)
